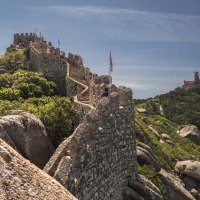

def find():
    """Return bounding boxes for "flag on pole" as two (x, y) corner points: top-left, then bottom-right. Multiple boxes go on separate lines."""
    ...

(35, 27), (39, 35)
(109, 50), (113, 73)
(58, 38), (60, 47)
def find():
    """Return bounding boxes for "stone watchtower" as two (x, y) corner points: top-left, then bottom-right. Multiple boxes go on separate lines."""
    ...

(194, 71), (200, 84)
(184, 71), (200, 87)
(13, 33), (37, 48)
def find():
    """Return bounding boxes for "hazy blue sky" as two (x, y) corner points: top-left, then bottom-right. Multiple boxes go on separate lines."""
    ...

(1, 0), (200, 98)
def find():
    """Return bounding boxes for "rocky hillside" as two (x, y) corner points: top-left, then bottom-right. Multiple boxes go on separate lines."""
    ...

(135, 95), (200, 199)
(136, 85), (200, 129)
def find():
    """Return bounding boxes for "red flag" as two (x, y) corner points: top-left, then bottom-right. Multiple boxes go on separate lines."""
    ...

(109, 50), (113, 72)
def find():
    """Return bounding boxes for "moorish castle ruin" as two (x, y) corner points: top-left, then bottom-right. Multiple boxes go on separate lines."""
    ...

(1, 32), (199, 200)
(3, 32), (139, 200)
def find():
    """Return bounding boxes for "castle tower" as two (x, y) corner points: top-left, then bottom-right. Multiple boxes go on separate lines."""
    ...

(13, 33), (37, 48)
(194, 71), (200, 84)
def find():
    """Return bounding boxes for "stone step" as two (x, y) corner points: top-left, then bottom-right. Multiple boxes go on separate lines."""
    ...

(79, 100), (90, 104)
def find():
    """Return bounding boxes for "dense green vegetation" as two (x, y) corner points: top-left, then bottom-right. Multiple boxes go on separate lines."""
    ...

(159, 86), (200, 129)
(135, 85), (200, 129)
(135, 87), (200, 196)
(137, 164), (165, 197)
(0, 70), (76, 147)
(0, 70), (56, 100)
(0, 49), (28, 72)
(136, 111), (200, 169)
(0, 97), (76, 147)
(0, 69), (56, 102)
(135, 108), (200, 198)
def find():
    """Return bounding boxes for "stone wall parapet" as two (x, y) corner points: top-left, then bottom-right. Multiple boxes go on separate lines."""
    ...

(89, 75), (133, 108)
(14, 32), (37, 48)
(44, 77), (136, 199)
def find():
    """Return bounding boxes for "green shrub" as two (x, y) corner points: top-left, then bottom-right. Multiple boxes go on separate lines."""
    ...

(0, 70), (56, 99)
(159, 86), (200, 129)
(137, 164), (166, 197)
(0, 99), (22, 115)
(0, 96), (76, 147)
(21, 96), (76, 147)
(0, 88), (21, 101)
(0, 49), (28, 72)
(0, 69), (74, 146)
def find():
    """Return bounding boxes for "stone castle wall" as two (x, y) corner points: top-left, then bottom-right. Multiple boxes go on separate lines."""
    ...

(29, 45), (69, 95)
(44, 75), (136, 200)
(90, 75), (115, 107)
(11, 33), (136, 200)
(26, 34), (94, 97)
(67, 53), (94, 86)
(13, 33), (37, 48)
(12, 33), (95, 97)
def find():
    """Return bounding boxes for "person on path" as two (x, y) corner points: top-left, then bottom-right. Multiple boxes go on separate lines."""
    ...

(101, 88), (110, 97)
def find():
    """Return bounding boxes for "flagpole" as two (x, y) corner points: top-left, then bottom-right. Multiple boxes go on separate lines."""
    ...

(109, 50), (111, 84)
(109, 49), (113, 84)
(109, 67), (111, 84)
(35, 26), (39, 36)
(58, 38), (60, 48)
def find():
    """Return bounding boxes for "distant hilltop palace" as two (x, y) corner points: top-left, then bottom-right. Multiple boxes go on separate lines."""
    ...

(184, 71), (200, 87)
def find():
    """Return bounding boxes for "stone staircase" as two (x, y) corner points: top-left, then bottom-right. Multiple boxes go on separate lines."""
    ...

(66, 61), (90, 104)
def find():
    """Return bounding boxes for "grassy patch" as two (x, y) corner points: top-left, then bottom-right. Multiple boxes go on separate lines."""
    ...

(137, 164), (166, 198)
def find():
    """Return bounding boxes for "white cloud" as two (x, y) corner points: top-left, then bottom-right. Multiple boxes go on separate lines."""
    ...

(115, 65), (199, 71)
(114, 81), (150, 91)
(29, 5), (200, 43)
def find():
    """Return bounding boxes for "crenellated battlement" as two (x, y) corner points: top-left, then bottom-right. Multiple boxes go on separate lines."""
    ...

(67, 57), (94, 87)
(12, 33), (94, 97)
(14, 32), (36, 37)
(30, 37), (63, 56)
(67, 53), (83, 66)
(29, 36), (94, 98)
(12, 32), (134, 108)
(14, 32), (37, 48)
(89, 75), (133, 108)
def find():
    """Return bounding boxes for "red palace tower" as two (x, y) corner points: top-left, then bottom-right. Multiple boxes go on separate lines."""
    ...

(184, 71), (200, 87)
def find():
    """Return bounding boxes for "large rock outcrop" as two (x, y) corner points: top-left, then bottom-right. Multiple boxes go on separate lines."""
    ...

(126, 175), (163, 200)
(173, 161), (200, 199)
(158, 169), (195, 200)
(178, 125), (200, 145)
(175, 160), (200, 181)
(0, 138), (76, 200)
(137, 143), (163, 171)
(0, 111), (54, 168)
